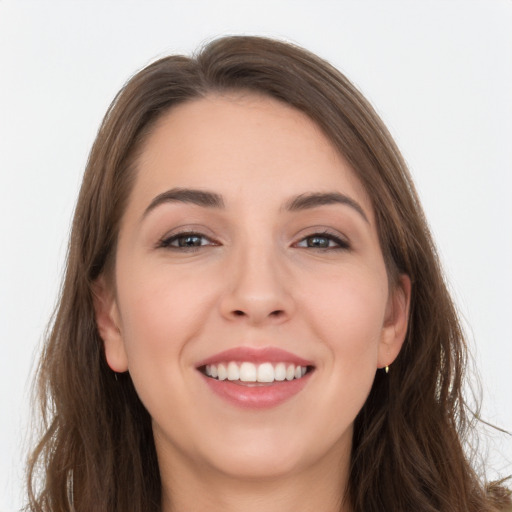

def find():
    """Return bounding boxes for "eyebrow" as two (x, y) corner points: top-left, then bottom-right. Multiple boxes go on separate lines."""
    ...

(284, 192), (369, 223)
(142, 188), (369, 224)
(142, 188), (225, 219)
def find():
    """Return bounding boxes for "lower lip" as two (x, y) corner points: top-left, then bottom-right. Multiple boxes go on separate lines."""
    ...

(201, 372), (312, 409)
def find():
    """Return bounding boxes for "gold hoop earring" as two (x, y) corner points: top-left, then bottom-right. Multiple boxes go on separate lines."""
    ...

(385, 366), (389, 374)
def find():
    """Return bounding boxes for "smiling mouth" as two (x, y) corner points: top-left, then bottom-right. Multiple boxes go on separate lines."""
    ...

(199, 361), (314, 385)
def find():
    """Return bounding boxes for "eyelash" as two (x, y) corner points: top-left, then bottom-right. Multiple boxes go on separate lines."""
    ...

(157, 230), (350, 252)
(294, 231), (350, 251)
(157, 231), (217, 251)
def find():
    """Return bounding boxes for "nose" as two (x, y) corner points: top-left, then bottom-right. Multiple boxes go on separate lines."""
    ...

(219, 243), (295, 326)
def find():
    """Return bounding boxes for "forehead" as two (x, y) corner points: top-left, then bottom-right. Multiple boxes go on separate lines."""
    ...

(129, 93), (372, 214)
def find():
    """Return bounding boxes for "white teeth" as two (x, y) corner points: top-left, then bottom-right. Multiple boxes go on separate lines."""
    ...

(227, 362), (239, 381)
(257, 362), (274, 383)
(239, 362), (257, 382)
(217, 363), (227, 381)
(274, 362), (286, 381)
(203, 361), (309, 383)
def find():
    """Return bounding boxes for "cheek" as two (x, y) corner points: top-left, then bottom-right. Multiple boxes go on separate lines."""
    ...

(113, 263), (221, 425)
(302, 266), (388, 389)
(306, 267), (387, 347)
(284, 267), (388, 453)
(114, 259), (220, 383)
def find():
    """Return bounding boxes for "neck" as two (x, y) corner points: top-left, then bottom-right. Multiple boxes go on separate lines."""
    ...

(158, 440), (352, 512)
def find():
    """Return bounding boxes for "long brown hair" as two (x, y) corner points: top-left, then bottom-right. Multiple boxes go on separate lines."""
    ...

(26, 35), (511, 512)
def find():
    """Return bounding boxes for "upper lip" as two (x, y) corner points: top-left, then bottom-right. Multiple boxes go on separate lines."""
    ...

(196, 347), (314, 368)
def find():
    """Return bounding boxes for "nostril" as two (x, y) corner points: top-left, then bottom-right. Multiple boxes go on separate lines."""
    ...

(231, 309), (283, 318)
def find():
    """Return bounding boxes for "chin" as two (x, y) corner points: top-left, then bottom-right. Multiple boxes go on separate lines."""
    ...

(211, 449), (305, 481)
(197, 425), (326, 481)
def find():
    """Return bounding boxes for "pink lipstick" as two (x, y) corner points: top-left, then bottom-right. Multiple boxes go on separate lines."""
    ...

(197, 347), (314, 409)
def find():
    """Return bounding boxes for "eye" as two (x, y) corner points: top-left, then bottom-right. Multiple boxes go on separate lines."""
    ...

(158, 232), (217, 250)
(295, 232), (350, 250)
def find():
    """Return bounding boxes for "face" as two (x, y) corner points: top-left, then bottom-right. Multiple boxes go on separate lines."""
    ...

(95, 94), (410, 482)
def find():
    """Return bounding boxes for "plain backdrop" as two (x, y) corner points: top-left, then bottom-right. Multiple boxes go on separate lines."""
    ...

(1, 1), (511, 510)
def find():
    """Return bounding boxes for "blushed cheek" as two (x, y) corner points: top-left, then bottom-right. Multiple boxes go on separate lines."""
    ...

(116, 284), (197, 415)
(317, 280), (387, 360)
(117, 272), (217, 362)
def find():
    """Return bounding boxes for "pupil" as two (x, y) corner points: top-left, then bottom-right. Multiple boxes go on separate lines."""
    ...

(308, 236), (329, 248)
(179, 235), (201, 247)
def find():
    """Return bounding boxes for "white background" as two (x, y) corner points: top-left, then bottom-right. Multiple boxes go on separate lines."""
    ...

(1, 1), (511, 510)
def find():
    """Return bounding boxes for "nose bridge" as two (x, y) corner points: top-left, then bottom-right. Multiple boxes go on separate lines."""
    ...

(221, 236), (293, 324)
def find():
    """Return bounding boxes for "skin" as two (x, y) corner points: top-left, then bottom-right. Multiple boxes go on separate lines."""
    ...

(94, 93), (411, 512)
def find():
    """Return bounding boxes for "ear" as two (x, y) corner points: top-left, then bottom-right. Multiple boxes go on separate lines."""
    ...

(378, 274), (411, 369)
(92, 276), (129, 372)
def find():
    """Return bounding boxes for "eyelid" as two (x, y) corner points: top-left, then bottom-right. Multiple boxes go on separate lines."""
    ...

(154, 225), (350, 251)
(156, 228), (219, 250)
(293, 229), (351, 250)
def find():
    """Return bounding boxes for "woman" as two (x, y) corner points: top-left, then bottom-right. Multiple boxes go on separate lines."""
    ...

(26, 35), (511, 512)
